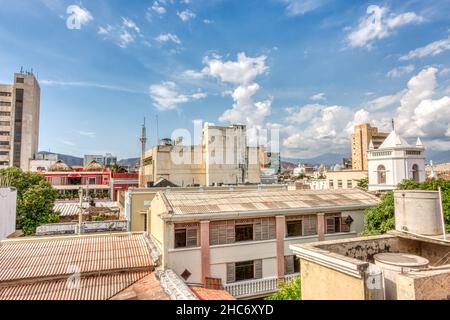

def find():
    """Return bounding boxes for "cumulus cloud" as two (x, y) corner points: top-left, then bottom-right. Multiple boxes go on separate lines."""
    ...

(347, 5), (423, 49)
(149, 81), (206, 111)
(155, 33), (181, 45)
(177, 10), (196, 22)
(151, 1), (166, 15)
(98, 18), (141, 48)
(387, 65), (415, 78)
(400, 36), (450, 61)
(200, 53), (272, 133)
(281, 0), (328, 16)
(281, 67), (450, 158)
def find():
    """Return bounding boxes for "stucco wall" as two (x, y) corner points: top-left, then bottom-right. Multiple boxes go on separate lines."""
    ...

(0, 188), (16, 239)
(396, 270), (450, 300)
(301, 259), (366, 300)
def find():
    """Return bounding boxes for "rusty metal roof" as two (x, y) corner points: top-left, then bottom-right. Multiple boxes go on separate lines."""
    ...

(163, 189), (380, 215)
(0, 233), (153, 283)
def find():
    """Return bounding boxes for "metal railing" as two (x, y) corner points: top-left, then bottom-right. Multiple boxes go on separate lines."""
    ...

(224, 273), (300, 298)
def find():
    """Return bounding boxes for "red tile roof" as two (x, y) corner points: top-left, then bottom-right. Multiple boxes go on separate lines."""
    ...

(191, 287), (235, 300)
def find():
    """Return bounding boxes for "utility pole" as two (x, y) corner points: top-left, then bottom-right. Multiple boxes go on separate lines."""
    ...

(78, 187), (83, 235)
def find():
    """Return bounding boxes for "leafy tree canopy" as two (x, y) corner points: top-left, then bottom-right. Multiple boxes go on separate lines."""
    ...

(362, 179), (450, 236)
(265, 277), (301, 300)
(0, 167), (59, 235)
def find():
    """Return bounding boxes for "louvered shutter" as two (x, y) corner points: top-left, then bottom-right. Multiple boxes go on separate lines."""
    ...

(254, 219), (262, 241)
(210, 223), (219, 245)
(227, 263), (235, 283)
(186, 227), (198, 247)
(261, 218), (269, 240)
(254, 259), (263, 279)
(326, 218), (335, 234)
(218, 222), (227, 244)
(268, 218), (276, 239)
(284, 256), (295, 275)
(226, 221), (235, 244)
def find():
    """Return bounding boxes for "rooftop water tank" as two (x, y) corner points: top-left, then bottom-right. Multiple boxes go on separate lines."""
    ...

(374, 253), (429, 300)
(394, 190), (443, 236)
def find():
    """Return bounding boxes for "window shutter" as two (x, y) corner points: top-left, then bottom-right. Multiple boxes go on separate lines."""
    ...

(284, 256), (295, 275)
(268, 218), (276, 239)
(254, 220), (262, 241)
(254, 259), (263, 279)
(303, 215), (317, 236)
(210, 224), (219, 246)
(226, 221), (235, 244)
(227, 263), (235, 283)
(218, 222), (227, 244)
(186, 227), (198, 247)
(326, 218), (335, 234)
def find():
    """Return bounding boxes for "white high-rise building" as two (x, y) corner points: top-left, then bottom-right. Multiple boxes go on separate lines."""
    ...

(368, 130), (425, 191)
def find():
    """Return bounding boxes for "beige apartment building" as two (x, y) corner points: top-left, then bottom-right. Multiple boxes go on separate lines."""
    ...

(326, 170), (368, 190)
(0, 72), (40, 171)
(352, 124), (388, 171)
(147, 188), (379, 299)
(140, 124), (261, 188)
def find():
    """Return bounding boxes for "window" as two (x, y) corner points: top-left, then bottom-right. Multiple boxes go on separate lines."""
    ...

(88, 177), (96, 185)
(0, 92), (11, 97)
(286, 220), (302, 237)
(0, 101), (11, 106)
(0, 112), (11, 116)
(406, 150), (421, 156)
(329, 180), (334, 189)
(0, 121), (10, 126)
(285, 255), (301, 275)
(0, 141), (9, 146)
(347, 180), (353, 189)
(0, 151), (8, 156)
(235, 261), (254, 282)
(326, 216), (342, 234)
(412, 164), (419, 182)
(235, 224), (253, 242)
(16, 77), (24, 84)
(337, 180), (343, 189)
(174, 227), (197, 248)
(0, 161), (9, 165)
(0, 131), (10, 136)
(377, 165), (386, 184)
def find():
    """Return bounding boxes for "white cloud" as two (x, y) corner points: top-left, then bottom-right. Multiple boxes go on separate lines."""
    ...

(366, 90), (406, 111)
(177, 10), (196, 22)
(347, 5), (423, 49)
(181, 69), (205, 80)
(203, 19), (214, 24)
(155, 33), (181, 45)
(98, 18), (141, 48)
(386, 65), (415, 78)
(281, 0), (327, 16)
(122, 17), (140, 33)
(98, 25), (113, 35)
(149, 81), (206, 111)
(151, 1), (166, 15)
(200, 53), (272, 133)
(310, 92), (326, 101)
(66, 5), (93, 29)
(400, 36), (450, 61)
(40, 79), (145, 94)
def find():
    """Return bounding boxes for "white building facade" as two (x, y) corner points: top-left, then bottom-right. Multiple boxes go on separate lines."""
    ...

(0, 187), (17, 239)
(368, 130), (425, 191)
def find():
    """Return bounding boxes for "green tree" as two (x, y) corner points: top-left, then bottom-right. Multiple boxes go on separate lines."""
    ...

(362, 179), (450, 236)
(0, 167), (59, 235)
(357, 177), (369, 190)
(265, 277), (301, 300)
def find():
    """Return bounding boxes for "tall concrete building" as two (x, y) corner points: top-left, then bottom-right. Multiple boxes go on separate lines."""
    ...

(351, 123), (388, 171)
(0, 72), (40, 171)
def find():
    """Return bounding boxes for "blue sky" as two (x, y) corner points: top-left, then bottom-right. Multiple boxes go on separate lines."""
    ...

(0, 0), (449, 159)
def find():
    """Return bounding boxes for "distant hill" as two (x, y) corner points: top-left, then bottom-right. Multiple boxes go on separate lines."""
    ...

(38, 151), (83, 166)
(282, 153), (348, 166)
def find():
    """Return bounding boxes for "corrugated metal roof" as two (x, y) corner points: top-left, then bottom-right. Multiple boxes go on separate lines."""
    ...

(0, 233), (153, 283)
(53, 201), (119, 217)
(163, 189), (380, 215)
(0, 271), (150, 300)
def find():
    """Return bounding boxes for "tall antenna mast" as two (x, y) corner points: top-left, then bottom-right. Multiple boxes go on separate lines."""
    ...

(391, 119), (395, 131)
(139, 118), (148, 187)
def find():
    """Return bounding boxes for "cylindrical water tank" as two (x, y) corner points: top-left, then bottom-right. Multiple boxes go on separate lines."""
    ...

(394, 190), (443, 236)
(374, 253), (429, 300)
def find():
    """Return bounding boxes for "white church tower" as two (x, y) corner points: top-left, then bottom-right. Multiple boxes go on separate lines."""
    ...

(368, 130), (425, 191)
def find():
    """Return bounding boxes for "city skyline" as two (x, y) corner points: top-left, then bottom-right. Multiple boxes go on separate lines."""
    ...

(0, 0), (449, 159)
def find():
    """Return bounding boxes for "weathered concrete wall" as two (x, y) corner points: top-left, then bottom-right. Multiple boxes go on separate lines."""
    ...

(396, 270), (450, 300)
(0, 188), (16, 239)
(300, 259), (366, 300)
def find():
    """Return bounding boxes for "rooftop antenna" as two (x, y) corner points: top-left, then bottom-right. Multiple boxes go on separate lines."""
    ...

(20, 66), (23, 73)
(391, 119), (395, 131)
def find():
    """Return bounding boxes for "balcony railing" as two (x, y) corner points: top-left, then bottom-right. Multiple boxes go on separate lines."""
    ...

(224, 273), (300, 299)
